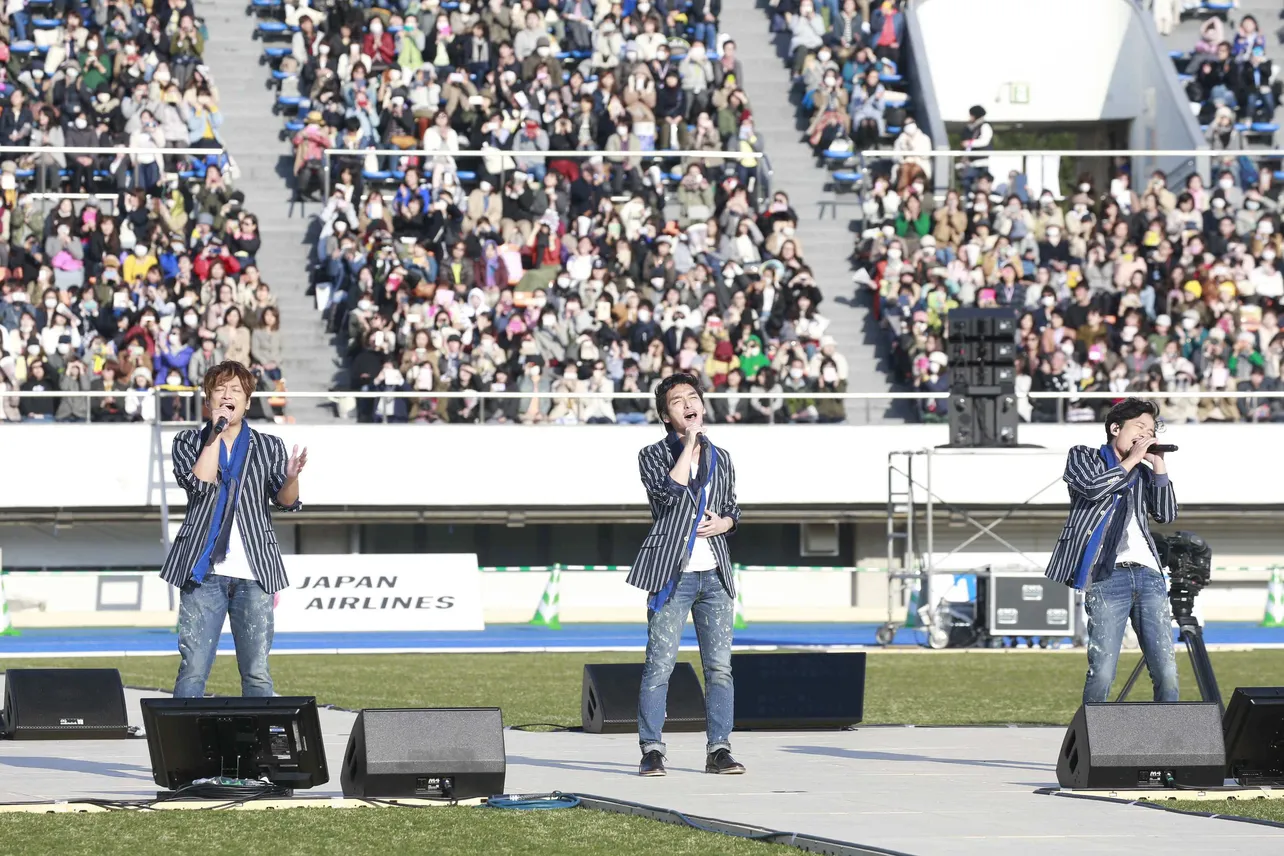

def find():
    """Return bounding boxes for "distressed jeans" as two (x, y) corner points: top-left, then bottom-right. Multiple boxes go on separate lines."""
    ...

(174, 575), (275, 698)
(1083, 565), (1179, 704)
(638, 570), (735, 756)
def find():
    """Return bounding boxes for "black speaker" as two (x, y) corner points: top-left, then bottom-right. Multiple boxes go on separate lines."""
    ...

(1223, 687), (1284, 785)
(2, 668), (129, 740)
(949, 392), (1019, 446)
(582, 662), (706, 734)
(1056, 703), (1225, 789)
(732, 652), (865, 729)
(340, 708), (505, 799)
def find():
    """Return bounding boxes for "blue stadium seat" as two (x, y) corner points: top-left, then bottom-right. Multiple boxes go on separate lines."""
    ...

(9, 41), (35, 54)
(284, 120), (305, 133)
(881, 74), (903, 84)
(457, 170), (477, 182)
(251, 0), (282, 6)
(271, 69), (295, 81)
(32, 17), (60, 28)
(15, 169), (34, 179)
(885, 125), (901, 135)
(1251, 122), (1278, 134)
(363, 170), (393, 181)
(1204, 0), (1233, 10)
(264, 46), (291, 59)
(276, 95), (304, 112)
(832, 170), (862, 188)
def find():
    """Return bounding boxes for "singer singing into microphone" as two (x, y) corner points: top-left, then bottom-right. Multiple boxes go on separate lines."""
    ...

(1045, 398), (1179, 704)
(160, 361), (308, 698)
(628, 373), (743, 778)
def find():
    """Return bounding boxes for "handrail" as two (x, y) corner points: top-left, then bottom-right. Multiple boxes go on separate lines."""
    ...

(5, 389), (1284, 401)
(322, 147), (763, 159)
(0, 145), (227, 157)
(861, 148), (1281, 158)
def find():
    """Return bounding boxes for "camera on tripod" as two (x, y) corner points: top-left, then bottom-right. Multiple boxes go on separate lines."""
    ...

(1156, 531), (1213, 626)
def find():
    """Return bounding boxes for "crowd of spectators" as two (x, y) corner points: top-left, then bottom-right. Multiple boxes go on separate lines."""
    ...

(0, 0), (287, 422)
(285, 0), (850, 423)
(865, 154), (1284, 424)
(1180, 14), (1282, 149)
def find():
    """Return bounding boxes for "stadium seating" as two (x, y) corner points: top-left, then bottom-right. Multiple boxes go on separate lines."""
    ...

(0, 0), (287, 423)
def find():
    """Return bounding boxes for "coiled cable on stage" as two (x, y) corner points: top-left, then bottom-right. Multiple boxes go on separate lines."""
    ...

(485, 792), (582, 810)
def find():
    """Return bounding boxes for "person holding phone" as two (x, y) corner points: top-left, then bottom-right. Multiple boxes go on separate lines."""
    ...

(1045, 397), (1179, 704)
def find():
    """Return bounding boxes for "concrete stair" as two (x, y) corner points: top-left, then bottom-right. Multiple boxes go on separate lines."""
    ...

(200, 0), (340, 423)
(722, 0), (900, 423)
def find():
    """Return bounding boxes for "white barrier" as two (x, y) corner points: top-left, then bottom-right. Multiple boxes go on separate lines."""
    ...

(0, 422), (1279, 510)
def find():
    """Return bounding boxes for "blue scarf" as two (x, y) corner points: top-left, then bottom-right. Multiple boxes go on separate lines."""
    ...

(1071, 444), (1137, 589)
(648, 434), (718, 612)
(191, 424), (251, 583)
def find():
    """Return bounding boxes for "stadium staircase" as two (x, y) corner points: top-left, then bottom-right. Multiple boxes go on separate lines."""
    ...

(200, 0), (339, 423)
(723, 0), (897, 421)
(1158, 0), (1284, 149)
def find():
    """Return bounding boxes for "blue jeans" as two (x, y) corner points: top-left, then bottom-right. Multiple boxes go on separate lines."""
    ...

(639, 570), (735, 756)
(1083, 565), (1179, 704)
(174, 574), (275, 698)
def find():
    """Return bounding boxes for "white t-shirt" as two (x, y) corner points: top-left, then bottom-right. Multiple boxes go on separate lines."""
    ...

(1116, 505), (1160, 571)
(687, 459), (717, 572)
(210, 515), (256, 580)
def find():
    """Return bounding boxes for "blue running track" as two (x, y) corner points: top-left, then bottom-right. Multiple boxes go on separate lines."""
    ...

(0, 622), (1281, 657)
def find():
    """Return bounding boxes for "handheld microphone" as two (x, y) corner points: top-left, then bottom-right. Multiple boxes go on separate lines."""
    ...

(1150, 444), (1178, 453)
(213, 416), (228, 434)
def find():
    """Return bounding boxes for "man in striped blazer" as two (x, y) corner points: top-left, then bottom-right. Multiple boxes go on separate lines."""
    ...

(161, 361), (307, 698)
(1044, 398), (1178, 705)
(628, 373), (744, 778)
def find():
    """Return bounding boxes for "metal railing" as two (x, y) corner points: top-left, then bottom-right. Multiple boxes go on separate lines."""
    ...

(319, 146), (768, 200)
(5, 388), (1284, 425)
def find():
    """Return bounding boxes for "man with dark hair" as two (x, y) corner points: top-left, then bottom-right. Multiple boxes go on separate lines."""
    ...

(1045, 397), (1179, 704)
(161, 360), (308, 697)
(628, 373), (743, 777)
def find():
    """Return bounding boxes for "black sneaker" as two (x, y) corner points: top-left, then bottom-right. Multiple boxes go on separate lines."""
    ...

(705, 749), (746, 774)
(639, 750), (667, 777)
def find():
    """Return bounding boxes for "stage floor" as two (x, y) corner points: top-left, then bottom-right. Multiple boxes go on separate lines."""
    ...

(0, 681), (1275, 855)
(1, 622), (1282, 657)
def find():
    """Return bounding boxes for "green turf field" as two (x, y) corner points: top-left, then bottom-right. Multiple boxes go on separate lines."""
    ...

(0, 806), (778, 856)
(2, 648), (1279, 726)
(1143, 799), (1284, 825)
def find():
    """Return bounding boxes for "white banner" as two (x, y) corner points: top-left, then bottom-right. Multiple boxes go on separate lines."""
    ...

(273, 553), (485, 632)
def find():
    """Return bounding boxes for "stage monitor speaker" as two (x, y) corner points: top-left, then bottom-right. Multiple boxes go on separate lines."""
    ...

(582, 662), (705, 734)
(948, 307), (1018, 340)
(1223, 687), (1284, 785)
(1055, 702), (1225, 789)
(2, 668), (129, 740)
(339, 708), (505, 799)
(732, 652), (865, 729)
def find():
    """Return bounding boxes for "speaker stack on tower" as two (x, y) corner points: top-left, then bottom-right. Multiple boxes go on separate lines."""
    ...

(946, 307), (1019, 447)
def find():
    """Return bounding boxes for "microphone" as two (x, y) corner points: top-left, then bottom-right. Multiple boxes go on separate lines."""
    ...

(1150, 444), (1178, 453)
(213, 416), (228, 435)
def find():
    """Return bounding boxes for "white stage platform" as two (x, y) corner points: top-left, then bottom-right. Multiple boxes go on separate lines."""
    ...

(0, 683), (1275, 855)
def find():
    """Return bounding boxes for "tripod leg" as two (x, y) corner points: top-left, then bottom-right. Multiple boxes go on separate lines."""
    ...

(1113, 657), (1146, 703)
(1180, 625), (1225, 713)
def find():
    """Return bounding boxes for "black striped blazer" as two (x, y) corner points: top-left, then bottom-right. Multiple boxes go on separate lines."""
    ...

(1044, 444), (1178, 590)
(626, 434), (741, 597)
(159, 425), (301, 594)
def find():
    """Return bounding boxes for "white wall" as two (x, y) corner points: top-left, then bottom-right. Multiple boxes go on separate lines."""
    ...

(917, 0), (1134, 123)
(0, 423), (1280, 510)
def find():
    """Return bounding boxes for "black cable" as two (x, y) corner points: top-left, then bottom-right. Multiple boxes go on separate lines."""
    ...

(505, 723), (577, 732)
